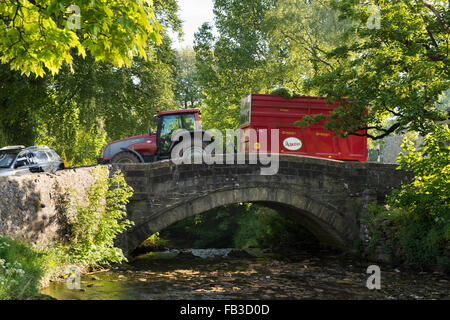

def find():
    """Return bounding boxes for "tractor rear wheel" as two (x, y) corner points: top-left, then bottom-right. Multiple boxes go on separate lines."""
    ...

(172, 140), (212, 163)
(182, 142), (208, 160)
(111, 152), (141, 164)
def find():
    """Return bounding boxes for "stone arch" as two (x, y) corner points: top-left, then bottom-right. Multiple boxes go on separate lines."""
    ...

(119, 187), (355, 256)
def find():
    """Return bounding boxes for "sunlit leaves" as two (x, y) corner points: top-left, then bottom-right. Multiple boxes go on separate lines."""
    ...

(62, 167), (134, 266)
(0, 0), (163, 77)
(389, 125), (450, 234)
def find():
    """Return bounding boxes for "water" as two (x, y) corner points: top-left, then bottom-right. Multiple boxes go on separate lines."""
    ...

(41, 249), (450, 300)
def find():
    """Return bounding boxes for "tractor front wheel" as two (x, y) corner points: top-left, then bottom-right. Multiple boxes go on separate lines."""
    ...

(111, 152), (141, 164)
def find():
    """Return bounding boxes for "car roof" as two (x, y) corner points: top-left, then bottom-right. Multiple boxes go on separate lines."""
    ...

(0, 145), (25, 151)
(26, 146), (52, 151)
(0, 145), (54, 152)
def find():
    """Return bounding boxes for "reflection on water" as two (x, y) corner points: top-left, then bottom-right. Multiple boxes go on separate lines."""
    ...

(41, 249), (450, 300)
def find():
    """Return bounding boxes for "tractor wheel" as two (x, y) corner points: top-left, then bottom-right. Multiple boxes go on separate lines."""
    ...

(182, 142), (208, 159)
(111, 152), (141, 164)
(173, 140), (212, 163)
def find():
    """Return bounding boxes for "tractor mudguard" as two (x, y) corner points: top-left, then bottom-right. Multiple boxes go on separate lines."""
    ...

(120, 148), (145, 163)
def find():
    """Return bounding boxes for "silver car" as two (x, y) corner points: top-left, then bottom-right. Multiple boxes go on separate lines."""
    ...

(0, 146), (65, 177)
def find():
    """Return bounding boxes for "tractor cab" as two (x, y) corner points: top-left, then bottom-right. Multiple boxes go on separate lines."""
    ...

(155, 109), (202, 154)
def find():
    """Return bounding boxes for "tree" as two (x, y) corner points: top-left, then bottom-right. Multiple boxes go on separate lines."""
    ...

(194, 0), (279, 131)
(366, 124), (450, 267)
(0, 63), (49, 146)
(195, 0), (449, 140)
(302, 0), (449, 140)
(0, 0), (163, 76)
(438, 88), (450, 110)
(0, 0), (181, 166)
(193, 0), (354, 131)
(266, 0), (356, 91)
(32, 35), (178, 166)
(174, 48), (203, 109)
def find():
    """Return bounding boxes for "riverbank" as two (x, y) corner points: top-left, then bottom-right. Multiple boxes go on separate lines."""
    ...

(0, 235), (121, 300)
(2, 232), (449, 301)
(0, 236), (58, 300)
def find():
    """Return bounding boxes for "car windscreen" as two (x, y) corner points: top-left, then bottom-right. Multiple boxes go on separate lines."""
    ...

(0, 150), (20, 168)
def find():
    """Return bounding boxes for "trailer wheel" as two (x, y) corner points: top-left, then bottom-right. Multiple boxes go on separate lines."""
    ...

(111, 151), (141, 164)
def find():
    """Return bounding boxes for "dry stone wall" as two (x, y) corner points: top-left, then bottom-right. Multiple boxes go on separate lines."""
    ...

(0, 166), (112, 247)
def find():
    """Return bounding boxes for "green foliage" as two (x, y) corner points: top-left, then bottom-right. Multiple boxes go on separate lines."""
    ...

(31, 39), (177, 165)
(193, 0), (356, 132)
(271, 88), (293, 99)
(194, 0), (279, 131)
(395, 125), (450, 218)
(0, 237), (47, 300)
(295, 114), (327, 128)
(0, 0), (163, 77)
(34, 96), (108, 166)
(365, 125), (450, 267)
(303, 0), (449, 139)
(0, 38), (177, 166)
(232, 205), (315, 249)
(54, 168), (134, 267)
(0, 2), (180, 166)
(147, 233), (169, 248)
(0, 168), (135, 299)
(267, 0), (353, 89)
(195, 0), (448, 142)
(0, 63), (49, 146)
(174, 48), (203, 108)
(137, 232), (170, 252)
(437, 89), (450, 110)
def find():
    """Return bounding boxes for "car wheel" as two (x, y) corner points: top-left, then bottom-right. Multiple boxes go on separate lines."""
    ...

(111, 152), (141, 164)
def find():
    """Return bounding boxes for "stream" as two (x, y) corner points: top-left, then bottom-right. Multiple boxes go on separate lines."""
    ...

(41, 248), (449, 300)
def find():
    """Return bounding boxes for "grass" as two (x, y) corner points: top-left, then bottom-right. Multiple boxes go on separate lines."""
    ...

(0, 236), (99, 300)
(0, 236), (48, 300)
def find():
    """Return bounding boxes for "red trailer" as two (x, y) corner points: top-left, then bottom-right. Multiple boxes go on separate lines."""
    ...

(239, 94), (367, 162)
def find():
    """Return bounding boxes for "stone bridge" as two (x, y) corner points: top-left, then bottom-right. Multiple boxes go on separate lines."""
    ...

(116, 155), (409, 256)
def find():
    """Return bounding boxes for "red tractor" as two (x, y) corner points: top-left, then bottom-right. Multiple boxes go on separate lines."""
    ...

(98, 109), (212, 164)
